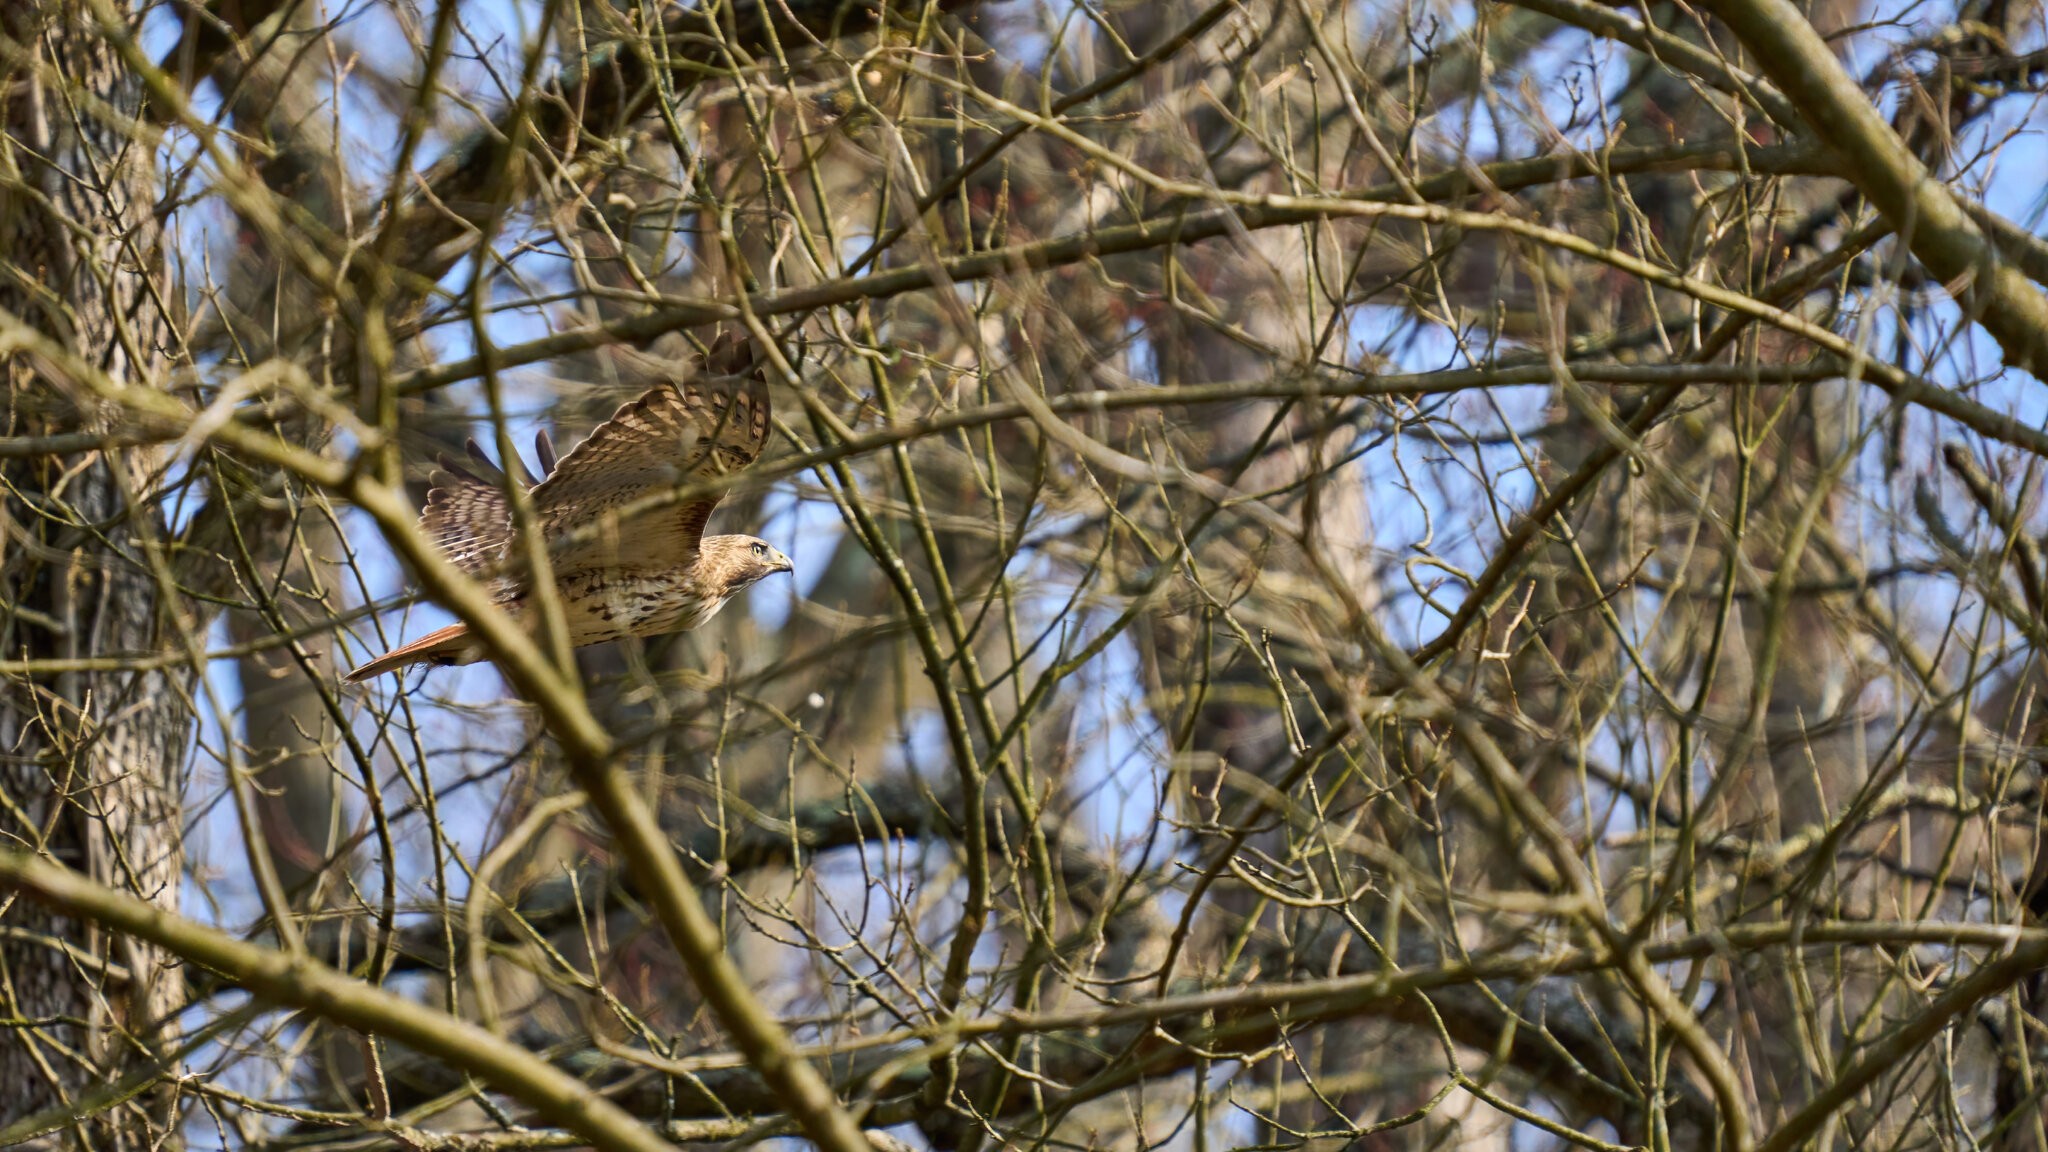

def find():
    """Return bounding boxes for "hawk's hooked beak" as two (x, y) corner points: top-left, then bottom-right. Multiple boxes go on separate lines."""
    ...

(770, 547), (795, 575)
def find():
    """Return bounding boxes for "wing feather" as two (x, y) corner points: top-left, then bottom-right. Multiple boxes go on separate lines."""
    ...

(418, 432), (546, 586)
(532, 334), (769, 574)
(418, 465), (514, 580)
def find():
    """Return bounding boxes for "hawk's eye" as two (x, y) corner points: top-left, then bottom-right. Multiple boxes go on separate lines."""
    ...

(751, 542), (767, 558)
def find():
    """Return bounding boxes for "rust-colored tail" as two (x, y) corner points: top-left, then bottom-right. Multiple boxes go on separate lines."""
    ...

(343, 623), (473, 683)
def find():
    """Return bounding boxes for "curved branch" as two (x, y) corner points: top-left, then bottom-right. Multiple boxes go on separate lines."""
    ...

(0, 850), (680, 1152)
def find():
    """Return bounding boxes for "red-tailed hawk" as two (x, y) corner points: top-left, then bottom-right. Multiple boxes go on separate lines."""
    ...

(344, 333), (791, 682)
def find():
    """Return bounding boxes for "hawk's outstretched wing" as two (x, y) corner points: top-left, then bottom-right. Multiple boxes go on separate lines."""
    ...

(416, 429), (553, 585)
(529, 333), (769, 576)
(412, 333), (768, 588)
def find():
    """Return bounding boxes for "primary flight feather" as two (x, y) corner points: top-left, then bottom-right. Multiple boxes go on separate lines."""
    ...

(345, 332), (793, 682)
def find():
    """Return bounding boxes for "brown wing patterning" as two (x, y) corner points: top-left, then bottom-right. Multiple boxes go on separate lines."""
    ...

(418, 462), (513, 579)
(410, 334), (766, 586)
(530, 335), (770, 573)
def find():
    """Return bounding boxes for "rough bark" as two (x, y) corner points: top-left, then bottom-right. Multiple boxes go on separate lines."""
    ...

(0, 0), (186, 1137)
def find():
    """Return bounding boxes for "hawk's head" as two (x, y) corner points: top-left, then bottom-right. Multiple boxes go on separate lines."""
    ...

(701, 534), (795, 595)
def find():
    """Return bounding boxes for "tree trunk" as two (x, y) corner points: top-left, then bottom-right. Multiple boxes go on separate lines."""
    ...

(0, 2), (186, 1139)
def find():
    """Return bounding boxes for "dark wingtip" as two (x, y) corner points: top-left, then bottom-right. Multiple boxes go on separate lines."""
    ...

(434, 452), (488, 485)
(460, 438), (506, 482)
(465, 435), (535, 487)
(702, 330), (757, 378)
(534, 428), (558, 477)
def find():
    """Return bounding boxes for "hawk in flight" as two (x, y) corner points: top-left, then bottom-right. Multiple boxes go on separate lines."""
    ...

(344, 333), (793, 682)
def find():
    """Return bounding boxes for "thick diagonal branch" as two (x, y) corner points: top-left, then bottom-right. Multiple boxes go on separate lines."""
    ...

(1704, 0), (2048, 379)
